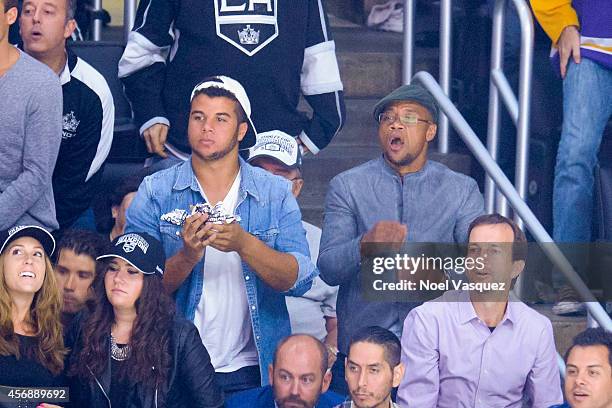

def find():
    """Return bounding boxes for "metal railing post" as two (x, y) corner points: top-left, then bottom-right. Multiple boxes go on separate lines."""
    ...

(511, 0), (534, 230)
(484, 0), (505, 214)
(402, 0), (416, 85)
(485, 0), (534, 230)
(91, 0), (103, 41)
(124, 0), (138, 42)
(437, 0), (452, 154)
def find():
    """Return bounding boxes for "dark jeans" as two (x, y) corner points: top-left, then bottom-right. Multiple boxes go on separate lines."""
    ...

(215, 365), (261, 399)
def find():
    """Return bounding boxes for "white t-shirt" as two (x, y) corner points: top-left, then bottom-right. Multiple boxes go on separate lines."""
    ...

(193, 171), (259, 372)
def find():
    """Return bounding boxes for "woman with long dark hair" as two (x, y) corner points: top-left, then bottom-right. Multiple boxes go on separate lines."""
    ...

(0, 226), (67, 408)
(67, 232), (223, 407)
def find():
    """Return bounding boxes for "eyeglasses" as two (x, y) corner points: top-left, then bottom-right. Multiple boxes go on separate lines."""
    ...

(378, 112), (433, 126)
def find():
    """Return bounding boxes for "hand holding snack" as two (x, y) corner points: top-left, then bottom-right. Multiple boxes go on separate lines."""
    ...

(180, 212), (213, 262)
(161, 202), (243, 257)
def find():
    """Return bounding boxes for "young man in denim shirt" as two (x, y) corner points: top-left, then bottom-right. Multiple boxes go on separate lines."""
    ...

(125, 76), (318, 395)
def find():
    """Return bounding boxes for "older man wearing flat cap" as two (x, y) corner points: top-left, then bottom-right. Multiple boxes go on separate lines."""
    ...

(318, 84), (484, 367)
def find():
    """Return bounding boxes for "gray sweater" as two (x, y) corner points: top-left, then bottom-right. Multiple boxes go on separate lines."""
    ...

(0, 50), (62, 231)
(318, 156), (485, 353)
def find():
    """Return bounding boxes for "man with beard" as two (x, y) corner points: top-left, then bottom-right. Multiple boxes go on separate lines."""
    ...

(226, 334), (344, 408)
(334, 326), (405, 408)
(318, 84), (484, 369)
(125, 76), (318, 395)
(398, 214), (562, 407)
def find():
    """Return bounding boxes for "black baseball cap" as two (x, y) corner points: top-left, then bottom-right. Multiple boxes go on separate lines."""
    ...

(0, 225), (56, 257)
(97, 232), (165, 276)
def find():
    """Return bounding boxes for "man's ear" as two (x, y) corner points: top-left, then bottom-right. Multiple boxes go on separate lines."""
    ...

(111, 205), (119, 220)
(511, 260), (525, 280)
(237, 122), (248, 142)
(291, 178), (304, 198)
(321, 369), (332, 393)
(6, 6), (18, 25)
(268, 364), (274, 385)
(426, 123), (437, 142)
(392, 362), (405, 388)
(63, 18), (77, 40)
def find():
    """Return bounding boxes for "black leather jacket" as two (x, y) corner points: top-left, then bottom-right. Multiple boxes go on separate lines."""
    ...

(66, 317), (224, 408)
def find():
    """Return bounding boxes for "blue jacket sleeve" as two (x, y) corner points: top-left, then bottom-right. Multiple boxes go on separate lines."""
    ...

(318, 175), (363, 286)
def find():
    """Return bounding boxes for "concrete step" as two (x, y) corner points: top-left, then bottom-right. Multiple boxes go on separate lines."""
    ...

(531, 304), (587, 357)
(335, 27), (440, 98)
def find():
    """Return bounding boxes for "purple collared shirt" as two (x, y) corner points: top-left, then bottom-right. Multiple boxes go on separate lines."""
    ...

(397, 290), (562, 408)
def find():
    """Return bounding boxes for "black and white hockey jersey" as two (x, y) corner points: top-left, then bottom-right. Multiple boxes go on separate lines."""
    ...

(54, 49), (114, 229)
(118, 0), (345, 155)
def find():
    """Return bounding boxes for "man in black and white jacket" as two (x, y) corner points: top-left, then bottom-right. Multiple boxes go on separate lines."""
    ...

(20, 0), (114, 234)
(118, 0), (344, 163)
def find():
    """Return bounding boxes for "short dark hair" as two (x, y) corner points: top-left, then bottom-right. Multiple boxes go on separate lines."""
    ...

(191, 83), (247, 125)
(55, 229), (109, 289)
(3, 0), (18, 12)
(56, 229), (109, 262)
(110, 173), (147, 208)
(273, 334), (329, 376)
(564, 328), (612, 368)
(349, 326), (401, 368)
(467, 213), (527, 262)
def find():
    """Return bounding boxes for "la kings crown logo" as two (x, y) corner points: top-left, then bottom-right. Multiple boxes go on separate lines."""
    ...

(214, 0), (278, 56)
(62, 111), (80, 139)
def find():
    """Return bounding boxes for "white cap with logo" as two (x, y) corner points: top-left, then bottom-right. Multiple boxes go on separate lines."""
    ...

(190, 75), (257, 150)
(247, 130), (302, 169)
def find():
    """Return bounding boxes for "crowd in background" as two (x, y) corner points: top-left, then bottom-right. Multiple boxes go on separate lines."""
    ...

(0, 0), (610, 407)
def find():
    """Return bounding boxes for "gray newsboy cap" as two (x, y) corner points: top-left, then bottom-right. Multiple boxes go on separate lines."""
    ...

(373, 84), (439, 124)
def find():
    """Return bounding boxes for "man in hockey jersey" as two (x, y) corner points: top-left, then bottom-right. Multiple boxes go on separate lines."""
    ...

(125, 76), (318, 394)
(20, 0), (114, 234)
(118, 0), (345, 163)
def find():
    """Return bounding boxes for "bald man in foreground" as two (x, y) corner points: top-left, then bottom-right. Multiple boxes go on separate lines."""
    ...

(227, 334), (344, 408)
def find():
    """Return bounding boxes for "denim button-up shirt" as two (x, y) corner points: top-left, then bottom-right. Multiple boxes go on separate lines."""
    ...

(125, 158), (317, 385)
(318, 156), (484, 353)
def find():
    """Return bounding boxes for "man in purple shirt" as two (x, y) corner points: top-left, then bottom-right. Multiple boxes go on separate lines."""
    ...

(398, 214), (563, 407)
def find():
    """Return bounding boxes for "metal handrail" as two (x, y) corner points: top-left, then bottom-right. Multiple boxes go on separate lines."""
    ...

(124, 0), (137, 42)
(90, 0), (136, 42)
(402, 0), (416, 85)
(91, 0), (103, 41)
(412, 70), (612, 332)
(484, 0), (534, 230)
(402, 0), (452, 154)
